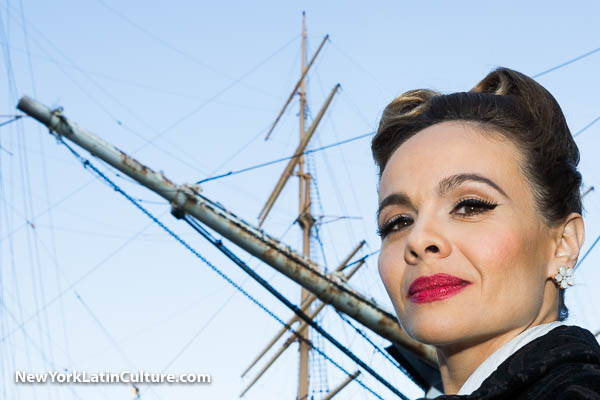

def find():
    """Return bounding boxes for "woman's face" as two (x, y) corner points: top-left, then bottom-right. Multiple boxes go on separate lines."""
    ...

(377, 121), (558, 347)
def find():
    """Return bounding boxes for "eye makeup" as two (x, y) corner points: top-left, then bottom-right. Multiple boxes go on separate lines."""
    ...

(377, 197), (498, 239)
(452, 197), (498, 216)
(377, 214), (413, 238)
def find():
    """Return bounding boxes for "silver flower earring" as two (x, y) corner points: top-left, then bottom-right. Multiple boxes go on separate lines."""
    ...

(554, 265), (574, 289)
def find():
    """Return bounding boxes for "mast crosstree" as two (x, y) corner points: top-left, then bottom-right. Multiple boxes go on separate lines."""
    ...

(256, 13), (338, 398)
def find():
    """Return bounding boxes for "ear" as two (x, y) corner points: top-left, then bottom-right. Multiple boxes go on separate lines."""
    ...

(549, 213), (585, 275)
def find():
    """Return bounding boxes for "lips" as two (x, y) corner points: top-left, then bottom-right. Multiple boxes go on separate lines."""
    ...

(408, 273), (471, 304)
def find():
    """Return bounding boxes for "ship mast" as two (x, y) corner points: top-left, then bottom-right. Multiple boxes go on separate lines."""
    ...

(297, 11), (313, 399)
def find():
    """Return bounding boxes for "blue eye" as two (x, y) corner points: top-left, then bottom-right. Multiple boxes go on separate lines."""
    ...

(454, 198), (498, 216)
(377, 215), (413, 238)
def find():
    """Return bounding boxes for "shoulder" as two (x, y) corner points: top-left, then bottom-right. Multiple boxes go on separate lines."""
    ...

(537, 367), (600, 399)
(509, 325), (600, 367)
(529, 359), (600, 400)
(500, 325), (600, 399)
(497, 325), (600, 399)
(430, 325), (600, 400)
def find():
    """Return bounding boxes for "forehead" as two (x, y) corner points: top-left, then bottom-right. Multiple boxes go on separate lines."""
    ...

(378, 121), (526, 200)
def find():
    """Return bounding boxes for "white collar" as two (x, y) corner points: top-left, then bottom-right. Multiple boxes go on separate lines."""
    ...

(456, 321), (565, 395)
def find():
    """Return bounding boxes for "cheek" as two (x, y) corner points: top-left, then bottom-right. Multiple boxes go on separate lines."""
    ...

(378, 245), (407, 310)
(460, 223), (546, 305)
(377, 249), (396, 291)
(461, 224), (527, 274)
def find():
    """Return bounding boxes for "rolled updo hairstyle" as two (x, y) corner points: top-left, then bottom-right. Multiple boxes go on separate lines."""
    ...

(372, 67), (582, 321)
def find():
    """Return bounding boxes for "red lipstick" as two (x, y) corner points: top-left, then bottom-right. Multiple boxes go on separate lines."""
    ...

(408, 273), (471, 304)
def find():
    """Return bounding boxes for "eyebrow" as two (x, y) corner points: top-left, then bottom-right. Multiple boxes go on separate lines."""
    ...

(377, 173), (508, 220)
(436, 173), (509, 198)
(377, 193), (416, 220)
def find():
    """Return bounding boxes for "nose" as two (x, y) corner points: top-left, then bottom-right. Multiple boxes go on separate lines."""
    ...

(404, 214), (451, 265)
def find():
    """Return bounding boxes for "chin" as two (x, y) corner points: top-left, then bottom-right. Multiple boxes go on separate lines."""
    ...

(399, 304), (473, 346)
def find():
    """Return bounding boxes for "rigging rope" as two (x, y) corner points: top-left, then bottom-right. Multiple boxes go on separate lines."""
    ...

(336, 312), (418, 383)
(93, 0), (276, 98)
(57, 139), (398, 400)
(0, 7), (61, 394)
(576, 234), (600, 270)
(533, 46), (600, 78)
(196, 130), (375, 184)
(181, 215), (404, 399)
(574, 115), (600, 137)
(0, 115), (22, 127)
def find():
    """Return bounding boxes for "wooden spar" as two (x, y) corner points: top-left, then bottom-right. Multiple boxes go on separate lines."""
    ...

(298, 14), (311, 398)
(18, 95), (438, 367)
(241, 296), (310, 378)
(257, 83), (340, 227)
(340, 241), (366, 268)
(240, 302), (325, 398)
(344, 260), (364, 280)
(241, 241), (365, 377)
(264, 34), (329, 141)
(241, 261), (365, 397)
(323, 371), (361, 400)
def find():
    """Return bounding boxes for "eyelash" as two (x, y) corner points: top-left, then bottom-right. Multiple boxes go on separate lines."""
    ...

(377, 214), (413, 238)
(453, 197), (498, 217)
(377, 198), (498, 239)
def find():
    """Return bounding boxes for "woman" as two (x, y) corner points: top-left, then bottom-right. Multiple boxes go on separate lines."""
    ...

(372, 68), (600, 399)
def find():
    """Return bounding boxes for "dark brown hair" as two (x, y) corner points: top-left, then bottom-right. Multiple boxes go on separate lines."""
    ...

(372, 67), (582, 320)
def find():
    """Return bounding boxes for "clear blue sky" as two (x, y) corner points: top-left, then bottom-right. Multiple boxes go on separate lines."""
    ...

(1, 1), (599, 399)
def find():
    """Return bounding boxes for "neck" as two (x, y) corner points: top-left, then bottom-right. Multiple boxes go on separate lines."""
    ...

(437, 310), (558, 394)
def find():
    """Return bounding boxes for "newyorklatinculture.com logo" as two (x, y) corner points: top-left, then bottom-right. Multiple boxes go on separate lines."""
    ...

(15, 370), (211, 384)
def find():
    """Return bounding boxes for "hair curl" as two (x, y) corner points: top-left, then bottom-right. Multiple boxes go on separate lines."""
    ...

(372, 67), (582, 321)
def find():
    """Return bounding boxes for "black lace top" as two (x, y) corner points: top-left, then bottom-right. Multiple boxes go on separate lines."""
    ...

(430, 325), (600, 400)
